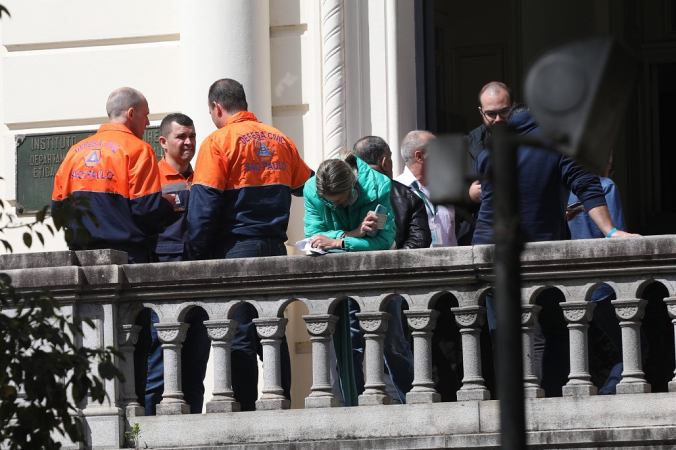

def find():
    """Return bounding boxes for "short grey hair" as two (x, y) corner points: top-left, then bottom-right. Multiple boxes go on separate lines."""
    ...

(400, 130), (432, 164)
(316, 158), (357, 197)
(106, 87), (146, 120)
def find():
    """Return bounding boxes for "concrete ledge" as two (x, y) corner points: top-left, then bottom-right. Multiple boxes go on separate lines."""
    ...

(129, 394), (676, 449)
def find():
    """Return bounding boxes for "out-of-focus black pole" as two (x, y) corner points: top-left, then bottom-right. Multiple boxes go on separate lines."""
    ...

(491, 125), (525, 449)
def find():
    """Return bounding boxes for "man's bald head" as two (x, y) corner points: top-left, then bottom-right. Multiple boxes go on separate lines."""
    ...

(105, 87), (149, 139)
(106, 87), (146, 120)
(478, 81), (513, 128)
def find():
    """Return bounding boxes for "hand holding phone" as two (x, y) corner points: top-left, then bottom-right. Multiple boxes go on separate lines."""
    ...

(367, 204), (388, 237)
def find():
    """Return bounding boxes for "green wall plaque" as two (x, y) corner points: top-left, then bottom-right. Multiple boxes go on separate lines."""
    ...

(15, 127), (163, 214)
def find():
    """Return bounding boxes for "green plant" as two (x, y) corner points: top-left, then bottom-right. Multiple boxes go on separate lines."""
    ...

(0, 186), (119, 449)
(125, 422), (143, 449)
(0, 274), (124, 449)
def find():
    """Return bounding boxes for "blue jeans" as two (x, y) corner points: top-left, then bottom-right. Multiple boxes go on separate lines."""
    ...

(215, 238), (292, 411)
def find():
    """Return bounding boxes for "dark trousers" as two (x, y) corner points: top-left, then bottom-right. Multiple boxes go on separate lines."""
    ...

(214, 237), (292, 411)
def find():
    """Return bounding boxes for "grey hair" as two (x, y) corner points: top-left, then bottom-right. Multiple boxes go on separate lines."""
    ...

(316, 158), (357, 197)
(400, 130), (432, 164)
(106, 87), (146, 120)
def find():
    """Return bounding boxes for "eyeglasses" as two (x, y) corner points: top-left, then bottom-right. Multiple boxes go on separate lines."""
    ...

(482, 108), (511, 120)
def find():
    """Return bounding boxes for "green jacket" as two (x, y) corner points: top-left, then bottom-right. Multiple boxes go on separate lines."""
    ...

(304, 156), (395, 251)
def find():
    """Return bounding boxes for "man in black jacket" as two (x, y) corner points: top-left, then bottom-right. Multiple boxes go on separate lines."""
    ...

(352, 135), (429, 403)
(352, 136), (431, 249)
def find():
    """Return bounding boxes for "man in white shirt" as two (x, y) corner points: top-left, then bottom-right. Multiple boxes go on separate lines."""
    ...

(394, 129), (462, 401)
(394, 130), (458, 247)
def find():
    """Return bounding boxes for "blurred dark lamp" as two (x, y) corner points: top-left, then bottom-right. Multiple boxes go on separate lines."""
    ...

(427, 134), (468, 205)
(524, 36), (637, 174)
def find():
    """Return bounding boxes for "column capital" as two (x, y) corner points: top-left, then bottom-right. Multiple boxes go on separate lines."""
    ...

(253, 317), (288, 339)
(155, 322), (190, 344)
(204, 319), (237, 341)
(521, 304), (542, 326)
(405, 309), (440, 332)
(117, 324), (141, 347)
(611, 298), (647, 321)
(451, 305), (486, 328)
(664, 297), (676, 319)
(355, 311), (391, 334)
(561, 302), (596, 324)
(303, 314), (339, 337)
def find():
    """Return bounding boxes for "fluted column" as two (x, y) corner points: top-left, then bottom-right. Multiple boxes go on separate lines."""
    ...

(205, 320), (240, 413)
(155, 323), (191, 415)
(664, 298), (676, 392)
(453, 306), (490, 400)
(321, 0), (346, 159)
(356, 311), (391, 405)
(561, 302), (597, 396)
(254, 318), (291, 410)
(303, 314), (340, 408)
(612, 299), (651, 394)
(118, 324), (144, 417)
(404, 310), (441, 404)
(521, 305), (544, 398)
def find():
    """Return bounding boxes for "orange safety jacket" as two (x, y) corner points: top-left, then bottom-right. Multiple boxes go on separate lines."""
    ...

(188, 111), (312, 259)
(51, 123), (171, 254)
(156, 158), (193, 256)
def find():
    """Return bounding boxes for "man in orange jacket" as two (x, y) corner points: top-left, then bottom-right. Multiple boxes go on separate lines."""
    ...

(188, 78), (312, 410)
(52, 87), (171, 263)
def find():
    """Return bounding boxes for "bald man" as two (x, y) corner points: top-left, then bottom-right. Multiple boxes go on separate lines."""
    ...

(52, 87), (170, 263)
(457, 82), (515, 245)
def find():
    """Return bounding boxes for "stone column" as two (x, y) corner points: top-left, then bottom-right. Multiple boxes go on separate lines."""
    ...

(664, 297), (676, 392)
(303, 314), (340, 408)
(356, 311), (392, 405)
(404, 310), (441, 404)
(118, 324), (144, 417)
(612, 299), (651, 393)
(521, 304), (544, 398)
(254, 318), (291, 410)
(180, 0), (272, 147)
(452, 306), (490, 400)
(561, 302), (597, 396)
(155, 323), (191, 415)
(204, 320), (240, 413)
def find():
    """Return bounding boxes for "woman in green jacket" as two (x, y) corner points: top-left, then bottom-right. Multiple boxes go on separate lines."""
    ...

(304, 154), (395, 251)
(303, 154), (395, 406)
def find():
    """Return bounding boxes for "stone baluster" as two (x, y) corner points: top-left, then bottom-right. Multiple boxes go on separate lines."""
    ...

(254, 318), (291, 410)
(205, 320), (240, 413)
(155, 322), (191, 415)
(521, 304), (544, 398)
(356, 311), (392, 405)
(303, 314), (339, 408)
(612, 298), (651, 393)
(118, 324), (144, 416)
(561, 302), (597, 396)
(664, 298), (676, 392)
(404, 310), (441, 404)
(452, 306), (490, 400)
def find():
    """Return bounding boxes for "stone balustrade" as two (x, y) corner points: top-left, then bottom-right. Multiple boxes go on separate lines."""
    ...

(2, 236), (676, 449)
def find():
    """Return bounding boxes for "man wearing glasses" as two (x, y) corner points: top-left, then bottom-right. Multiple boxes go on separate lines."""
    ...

(457, 82), (514, 245)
